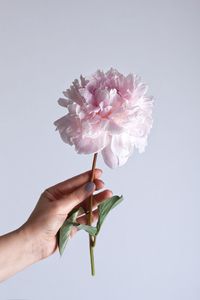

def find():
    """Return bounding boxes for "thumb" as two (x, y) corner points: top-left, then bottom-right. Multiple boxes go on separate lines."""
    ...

(59, 181), (96, 213)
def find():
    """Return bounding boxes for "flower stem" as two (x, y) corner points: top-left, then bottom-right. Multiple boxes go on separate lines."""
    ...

(88, 152), (98, 276)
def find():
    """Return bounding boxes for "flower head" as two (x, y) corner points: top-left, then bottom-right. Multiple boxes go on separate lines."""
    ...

(54, 68), (153, 168)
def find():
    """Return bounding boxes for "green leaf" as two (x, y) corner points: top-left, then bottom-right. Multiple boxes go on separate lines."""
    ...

(76, 224), (97, 236)
(64, 221), (97, 236)
(59, 208), (79, 256)
(58, 195), (123, 256)
(96, 195), (123, 235)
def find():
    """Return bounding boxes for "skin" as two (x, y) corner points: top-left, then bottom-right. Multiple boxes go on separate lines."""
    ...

(0, 168), (112, 282)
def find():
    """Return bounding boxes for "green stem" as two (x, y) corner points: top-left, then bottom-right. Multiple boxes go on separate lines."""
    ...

(88, 152), (98, 276)
(89, 237), (95, 276)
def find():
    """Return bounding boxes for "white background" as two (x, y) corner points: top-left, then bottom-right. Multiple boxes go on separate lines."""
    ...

(0, 0), (200, 299)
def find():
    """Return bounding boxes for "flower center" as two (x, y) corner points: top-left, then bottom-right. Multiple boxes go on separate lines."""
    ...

(96, 109), (112, 120)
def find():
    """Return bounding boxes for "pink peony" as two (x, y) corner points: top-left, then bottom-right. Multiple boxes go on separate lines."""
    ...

(54, 68), (153, 168)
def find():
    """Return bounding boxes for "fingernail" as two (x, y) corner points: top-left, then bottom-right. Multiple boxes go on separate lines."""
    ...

(85, 182), (96, 192)
(96, 169), (103, 177)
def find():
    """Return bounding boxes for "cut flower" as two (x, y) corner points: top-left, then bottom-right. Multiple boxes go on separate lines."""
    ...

(54, 68), (153, 168)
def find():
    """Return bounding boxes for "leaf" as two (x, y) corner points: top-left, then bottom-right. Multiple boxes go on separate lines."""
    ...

(58, 195), (123, 256)
(76, 224), (97, 236)
(59, 208), (79, 256)
(96, 195), (123, 235)
(64, 221), (97, 236)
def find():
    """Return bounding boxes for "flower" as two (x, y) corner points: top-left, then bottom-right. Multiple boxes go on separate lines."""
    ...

(54, 68), (153, 168)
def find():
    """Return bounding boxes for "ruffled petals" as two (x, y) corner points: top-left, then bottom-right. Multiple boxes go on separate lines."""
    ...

(54, 68), (153, 168)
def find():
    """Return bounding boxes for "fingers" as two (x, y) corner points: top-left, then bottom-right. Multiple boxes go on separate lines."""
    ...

(76, 189), (113, 214)
(59, 181), (97, 213)
(87, 189), (113, 210)
(46, 169), (102, 197)
(76, 209), (99, 224)
(69, 190), (113, 238)
(93, 178), (104, 191)
(77, 208), (99, 224)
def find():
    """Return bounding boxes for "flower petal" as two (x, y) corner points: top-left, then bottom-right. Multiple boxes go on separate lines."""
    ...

(58, 98), (71, 107)
(73, 132), (108, 154)
(54, 114), (81, 145)
(79, 88), (93, 104)
(101, 134), (134, 168)
(106, 119), (125, 134)
(101, 138), (118, 169)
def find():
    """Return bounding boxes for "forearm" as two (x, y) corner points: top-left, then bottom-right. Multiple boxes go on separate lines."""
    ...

(0, 170), (105, 282)
(0, 225), (41, 282)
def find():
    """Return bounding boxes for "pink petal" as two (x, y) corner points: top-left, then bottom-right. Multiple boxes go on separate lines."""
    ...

(101, 134), (134, 168)
(106, 119), (125, 134)
(63, 84), (84, 106)
(73, 132), (108, 154)
(58, 98), (71, 107)
(101, 139), (118, 169)
(94, 88), (109, 106)
(54, 114), (81, 145)
(79, 88), (93, 104)
(80, 74), (89, 87)
(126, 74), (134, 92)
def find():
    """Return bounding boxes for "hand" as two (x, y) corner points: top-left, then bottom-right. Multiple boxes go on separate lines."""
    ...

(22, 169), (113, 260)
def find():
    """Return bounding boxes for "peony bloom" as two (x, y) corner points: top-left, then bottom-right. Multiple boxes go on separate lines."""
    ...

(54, 68), (153, 168)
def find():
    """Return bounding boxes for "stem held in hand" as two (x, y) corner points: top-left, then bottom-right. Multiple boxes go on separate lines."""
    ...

(88, 152), (98, 276)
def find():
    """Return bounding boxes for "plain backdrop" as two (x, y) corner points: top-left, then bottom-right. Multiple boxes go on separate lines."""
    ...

(0, 0), (200, 299)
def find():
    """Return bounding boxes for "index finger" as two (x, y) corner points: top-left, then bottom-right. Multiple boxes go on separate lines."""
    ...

(47, 168), (102, 196)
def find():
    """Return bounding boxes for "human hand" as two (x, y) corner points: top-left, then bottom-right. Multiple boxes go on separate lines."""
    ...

(22, 169), (112, 261)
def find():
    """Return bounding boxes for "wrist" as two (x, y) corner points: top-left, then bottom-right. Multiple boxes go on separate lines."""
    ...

(0, 225), (43, 282)
(20, 219), (57, 261)
(17, 223), (44, 264)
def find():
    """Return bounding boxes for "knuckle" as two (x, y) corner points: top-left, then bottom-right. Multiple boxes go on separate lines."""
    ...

(42, 188), (56, 201)
(42, 188), (63, 202)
